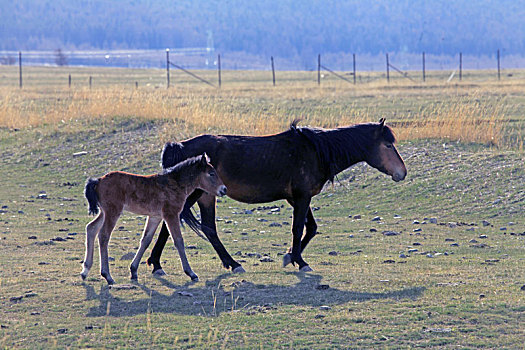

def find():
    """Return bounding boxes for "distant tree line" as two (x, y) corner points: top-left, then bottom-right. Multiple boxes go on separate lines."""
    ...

(1, 0), (523, 61)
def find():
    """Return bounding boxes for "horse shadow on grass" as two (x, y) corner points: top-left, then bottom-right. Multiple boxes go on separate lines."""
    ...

(83, 272), (425, 318)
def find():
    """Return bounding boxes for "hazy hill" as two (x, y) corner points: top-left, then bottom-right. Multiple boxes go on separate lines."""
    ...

(1, 0), (524, 59)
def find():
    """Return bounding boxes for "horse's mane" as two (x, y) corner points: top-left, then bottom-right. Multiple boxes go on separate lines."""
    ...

(161, 155), (204, 177)
(291, 120), (395, 182)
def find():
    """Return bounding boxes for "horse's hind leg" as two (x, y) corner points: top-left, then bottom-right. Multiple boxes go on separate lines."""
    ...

(130, 216), (162, 280)
(81, 212), (105, 280)
(164, 214), (198, 281)
(98, 211), (120, 285)
(283, 196), (312, 272)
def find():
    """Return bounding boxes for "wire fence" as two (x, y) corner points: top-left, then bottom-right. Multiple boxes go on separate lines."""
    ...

(2, 48), (524, 89)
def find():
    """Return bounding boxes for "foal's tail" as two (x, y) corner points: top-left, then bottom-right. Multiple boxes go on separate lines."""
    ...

(84, 178), (100, 216)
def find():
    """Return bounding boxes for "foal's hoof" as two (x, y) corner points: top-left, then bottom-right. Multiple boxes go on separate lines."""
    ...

(232, 266), (246, 274)
(299, 265), (313, 272)
(282, 253), (292, 267)
(152, 269), (167, 277)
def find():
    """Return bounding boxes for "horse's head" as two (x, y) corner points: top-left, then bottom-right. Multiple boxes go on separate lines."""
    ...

(365, 118), (407, 182)
(196, 153), (227, 197)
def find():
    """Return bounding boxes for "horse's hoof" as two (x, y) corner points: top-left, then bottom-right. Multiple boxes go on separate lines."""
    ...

(80, 273), (87, 280)
(299, 265), (313, 272)
(282, 253), (292, 267)
(106, 278), (115, 285)
(232, 266), (246, 273)
(191, 275), (199, 282)
(152, 269), (167, 277)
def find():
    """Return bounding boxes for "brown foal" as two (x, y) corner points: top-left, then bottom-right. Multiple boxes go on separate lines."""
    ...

(81, 153), (226, 285)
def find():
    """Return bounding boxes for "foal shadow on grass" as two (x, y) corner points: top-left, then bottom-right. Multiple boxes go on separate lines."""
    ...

(83, 273), (425, 318)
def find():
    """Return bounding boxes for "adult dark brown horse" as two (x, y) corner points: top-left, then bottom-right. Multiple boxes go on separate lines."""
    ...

(147, 118), (406, 275)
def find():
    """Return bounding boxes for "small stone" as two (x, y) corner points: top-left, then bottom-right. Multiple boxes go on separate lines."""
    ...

(243, 210), (253, 215)
(57, 328), (68, 334)
(412, 242), (421, 246)
(479, 294), (485, 299)
(51, 237), (66, 242)
(469, 239), (478, 243)
(482, 220), (491, 227)
(316, 284), (330, 290)
(520, 285), (525, 291)
(450, 243), (459, 247)
(413, 228), (422, 232)
(413, 220), (420, 224)
(393, 214), (402, 219)
(382, 231), (399, 236)
(319, 305), (332, 311)
(499, 227), (507, 231)
(353, 215), (361, 220)
(328, 251), (338, 256)
(369, 228), (377, 232)
(269, 222), (282, 227)
(445, 238), (455, 242)
(426, 253), (434, 258)
(37, 193), (48, 199)
(314, 314), (326, 319)
(399, 253), (408, 258)
(259, 257), (274, 263)
(270, 207), (280, 213)
(448, 222), (457, 228)
(479, 235), (487, 239)
(178, 291), (193, 297)
(120, 252), (135, 261)
(0, 325), (8, 329)
(371, 216), (382, 222)
(383, 259), (396, 264)
(348, 234), (354, 238)
(429, 218), (437, 224)
(408, 248), (418, 253)
(186, 245), (198, 249)
(108, 257), (115, 261)
(10, 296), (23, 302)
(466, 227), (475, 231)
(28, 236), (37, 240)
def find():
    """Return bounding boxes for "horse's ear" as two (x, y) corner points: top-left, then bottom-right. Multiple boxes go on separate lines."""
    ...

(201, 152), (210, 165)
(378, 118), (385, 128)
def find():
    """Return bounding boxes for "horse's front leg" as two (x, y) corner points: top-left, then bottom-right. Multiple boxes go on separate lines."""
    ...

(147, 190), (203, 275)
(283, 197), (313, 272)
(130, 216), (162, 280)
(198, 193), (245, 273)
(163, 213), (199, 281)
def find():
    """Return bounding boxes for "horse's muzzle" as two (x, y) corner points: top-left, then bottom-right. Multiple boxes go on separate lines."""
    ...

(217, 186), (227, 197)
(392, 169), (407, 182)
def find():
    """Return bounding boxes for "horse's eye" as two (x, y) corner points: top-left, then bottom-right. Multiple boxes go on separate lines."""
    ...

(385, 144), (393, 149)
(209, 171), (215, 177)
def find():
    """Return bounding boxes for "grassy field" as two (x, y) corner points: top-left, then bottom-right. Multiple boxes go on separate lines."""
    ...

(0, 66), (524, 349)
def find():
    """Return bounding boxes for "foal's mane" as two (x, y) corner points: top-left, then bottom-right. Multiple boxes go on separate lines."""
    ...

(290, 119), (395, 181)
(162, 155), (204, 177)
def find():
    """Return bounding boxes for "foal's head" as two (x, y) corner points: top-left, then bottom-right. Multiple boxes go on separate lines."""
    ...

(195, 153), (227, 197)
(364, 118), (407, 182)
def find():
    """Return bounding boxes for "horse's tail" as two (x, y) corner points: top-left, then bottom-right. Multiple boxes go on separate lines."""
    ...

(84, 178), (100, 216)
(180, 190), (209, 241)
(161, 142), (186, 169)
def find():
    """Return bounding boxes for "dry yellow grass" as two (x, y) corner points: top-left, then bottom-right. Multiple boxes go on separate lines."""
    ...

(0, 66), (522, 149)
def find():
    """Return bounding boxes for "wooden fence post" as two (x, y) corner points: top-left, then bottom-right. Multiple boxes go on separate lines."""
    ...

(353, 53), (356, 84)
(459, 52), (462, 81)
(68, 74), (71, 88)
(19, 51), (22, 88)
(422, 52), (425, 82)
(89, 76), (92, 89)
(271, 56), (276, 86)
(317, 54), (321, 85)
(217, 54), (221, 88)
(497, 49), (501, 80)
(386, 53), (390, 83)
(166, 48), (170, 88)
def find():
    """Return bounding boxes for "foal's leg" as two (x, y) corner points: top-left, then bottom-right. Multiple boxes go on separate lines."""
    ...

(163, 214), (199, 281)
(283, 206), (318, 268)
(198, 194), (245, 273)
(147, 190), (203, 275)
(130, 216), (162, 280)
(81, 212), (105, 280)
(98, 212), (120, 285)
(283, 196), (312, 271)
